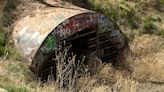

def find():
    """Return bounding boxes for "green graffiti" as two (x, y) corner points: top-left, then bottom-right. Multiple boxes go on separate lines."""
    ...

(45, 35), (57, 50)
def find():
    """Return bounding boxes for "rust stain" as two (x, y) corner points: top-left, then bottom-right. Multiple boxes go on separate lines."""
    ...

(12, 5), (91, 62)
(12, 4), (127, 63)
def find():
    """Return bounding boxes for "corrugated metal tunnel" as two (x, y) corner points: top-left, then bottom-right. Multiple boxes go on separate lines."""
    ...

(12, 4), (128, 81)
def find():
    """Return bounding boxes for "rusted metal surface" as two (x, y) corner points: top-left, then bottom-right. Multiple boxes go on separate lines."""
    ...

(12, 4), (128, 80)
(12, 6), (91, 62)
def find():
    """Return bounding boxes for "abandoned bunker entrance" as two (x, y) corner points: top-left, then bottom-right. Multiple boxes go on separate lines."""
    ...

(12, 6), (128, 81)
(66, 26), (96, 60)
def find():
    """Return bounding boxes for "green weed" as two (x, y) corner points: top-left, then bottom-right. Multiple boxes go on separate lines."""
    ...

(2, 13), (12, 26)
(2, 84), (28, 92)
(159, 0), (164, 5)
(124, 30), (140, 41)
(143, 17), (156, 34)
(89, 0), (140, 29)
(0, 28), (5, 56)
(5, 45), (23, 60)
(155, 29), (164, 37)
(0, 28), (5, 45)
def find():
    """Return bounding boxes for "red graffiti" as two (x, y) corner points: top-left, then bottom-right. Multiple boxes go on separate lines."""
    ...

(54, 13), (99, 39)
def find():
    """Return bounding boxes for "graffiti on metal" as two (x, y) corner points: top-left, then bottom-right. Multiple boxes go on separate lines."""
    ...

(34, 13), (124, 64)
(37, 13), (100, 58)
(44, 35), (57, 51)
(98, 15), (115, 33)
(54, 13), (99, 39)
(13, 9), (124, 63)
(54, 13), (120, 39)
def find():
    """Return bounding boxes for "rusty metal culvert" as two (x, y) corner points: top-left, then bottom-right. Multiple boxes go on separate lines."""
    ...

(12, 4), (128, 81)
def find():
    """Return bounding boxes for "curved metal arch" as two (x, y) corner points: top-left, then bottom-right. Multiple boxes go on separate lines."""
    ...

(32, 12), (103, 65)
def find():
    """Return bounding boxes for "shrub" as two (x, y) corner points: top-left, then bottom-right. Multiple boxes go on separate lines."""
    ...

(89, 0), (140, 28)
(125, 30), (140, 41)
(2, 84), (28, 92)
(159, 0), (164, 5)
(2, 13), (12, 27)
(143, 17), (156, 34)
(0, 28), (5, 56)
(0, 28), (21, 59)
(155, 29), (164, 37)
(1, 0), (20, 27)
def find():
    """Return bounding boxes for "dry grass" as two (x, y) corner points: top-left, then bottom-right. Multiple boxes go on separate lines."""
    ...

(0, 35), (164, 91)
(0, 55), (138, 92)
(0, 0), (164, 92)
(128, 35), (164, 83)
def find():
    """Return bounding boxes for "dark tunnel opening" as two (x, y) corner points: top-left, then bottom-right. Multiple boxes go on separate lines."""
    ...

(37, 26), (97, 82)
(35, 24), (125, 83)
(71, 32), (89, 57)
(70, 27), (96, 61)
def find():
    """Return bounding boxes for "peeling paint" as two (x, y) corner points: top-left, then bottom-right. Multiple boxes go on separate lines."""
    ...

(12, 5), (126, 64)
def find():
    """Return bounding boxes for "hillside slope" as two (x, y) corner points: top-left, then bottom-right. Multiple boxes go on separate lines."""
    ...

(0, 0), (164, 92)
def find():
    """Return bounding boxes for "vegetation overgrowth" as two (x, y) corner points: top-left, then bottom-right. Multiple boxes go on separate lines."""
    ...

(0, 0), (164, 92)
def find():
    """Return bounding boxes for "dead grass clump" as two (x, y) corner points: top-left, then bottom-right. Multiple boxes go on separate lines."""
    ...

(132, 52), (164, 83)
(76, 63), (138, 92)
(129, 34), (164, 83)
(76, 64), (114, 91)
(130, 34), (163, 57)
(53, 49), (80, 91)
(112, 72), (138, 92)
(90, 75), (138, 92)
